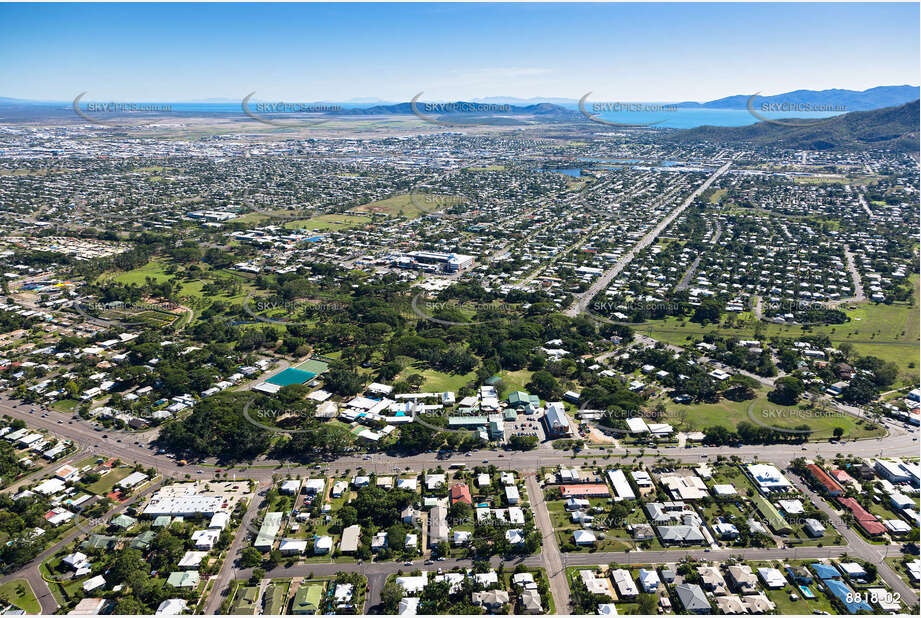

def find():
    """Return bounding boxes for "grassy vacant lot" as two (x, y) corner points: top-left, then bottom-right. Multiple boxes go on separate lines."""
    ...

(658, 388), (884, 440)
(465, 165), (506, 172)
(0, 579), (40, 614)
(85, 465), (135, 496)
(498, 369), (534, 398)
(350, 193), (461, 219)
(284, 213), (372, 231)
(395, 366), (477, 393)
(792, 175), (875, 185)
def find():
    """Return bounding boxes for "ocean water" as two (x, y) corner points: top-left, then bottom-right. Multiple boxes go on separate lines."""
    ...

(585, 107), (844, 129)
(55, 100), (846, 129)
(539, 168), (582, 177)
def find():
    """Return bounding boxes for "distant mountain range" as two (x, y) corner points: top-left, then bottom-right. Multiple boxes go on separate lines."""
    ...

(669, 99), (920, 152)
(333, 100), (580, 120)
(675, 85), (920, 111)
(2, 85), (918, 111)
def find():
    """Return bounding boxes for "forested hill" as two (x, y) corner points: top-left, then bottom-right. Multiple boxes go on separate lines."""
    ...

(668, 99), (919, 152)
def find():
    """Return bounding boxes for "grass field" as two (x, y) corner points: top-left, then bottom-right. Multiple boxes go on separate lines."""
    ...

(635, 280), (919, 381)
(465, 165), (506, 172)
(497, 369), (534, 398)
(352, 194), (419, 217)
(396, 366), (477, 393)
(284, 213), (372, 231)
(101, 258), (257, 308)
(51, 399), (78, 412)
(85, 465), (135, 495)
(0, 579), (40, 614)
(656, 388), (885, 440)
(792, 175), (875, 185)
(351, 193), (459, 219)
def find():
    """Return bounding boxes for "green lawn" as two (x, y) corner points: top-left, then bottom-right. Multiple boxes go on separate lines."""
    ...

(546, 499), (637, 552)
(465, 165), (506, 172)
(0, 580), (40, 614)
(662, 390), (884, 440)
(85, 465), (135, 495)
(102, 258), (258, 308)
(51, 399), (78, 412)
(396, 367), (477, 393)
(283, 213), (372, 231)
(498, 369), (535, 398)
(350, 193), (456, 218)
(265, 581), (290, 614)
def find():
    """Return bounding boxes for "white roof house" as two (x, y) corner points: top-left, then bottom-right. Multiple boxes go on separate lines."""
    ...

(757, 567), (787, 589)
(209, 512), (230, 530)
(279, 538), (308, 555)
(155, 599), (189, 615)
(340, 524), (361, 553)
(178, 551), (207, 569)
(118, 471), (149, 489)
(83, 575), (106, 592)
(611, 569), (638, 597)
(313, 535), (333, 554)
(396, 575), (428, 595)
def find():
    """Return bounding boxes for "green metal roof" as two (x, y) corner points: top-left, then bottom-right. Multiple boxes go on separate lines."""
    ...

(752, 493), (791, 533)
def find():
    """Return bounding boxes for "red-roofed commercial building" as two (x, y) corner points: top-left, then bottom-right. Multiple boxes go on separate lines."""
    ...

(806, 464), (844, 497)
(450, 483), (472, 505)
(837, 497), (886, 536)
(560, 484), (610, 498)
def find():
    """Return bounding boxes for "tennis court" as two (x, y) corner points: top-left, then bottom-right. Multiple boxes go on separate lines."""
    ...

(296, 359), (330, 374)
(266, 367), (317, 386)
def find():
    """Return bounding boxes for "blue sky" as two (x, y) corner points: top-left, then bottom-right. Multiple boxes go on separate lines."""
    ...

(1, 2), (918, 102)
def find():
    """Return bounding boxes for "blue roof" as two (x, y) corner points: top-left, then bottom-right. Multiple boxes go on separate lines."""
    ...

(824, 578), (872, 613)
(810, 563), (840, 580)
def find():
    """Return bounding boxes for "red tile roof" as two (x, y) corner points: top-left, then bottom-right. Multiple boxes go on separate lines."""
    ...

(806, 464), (844, 496)
(837, 497), (886, 535)
(450, 483), (472, 505)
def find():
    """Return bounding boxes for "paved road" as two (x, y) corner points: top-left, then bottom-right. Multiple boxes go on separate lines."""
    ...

(674, 219), (722, 292)
(675, 254), (703, 292)
(563, 544), (854, 567)
(843, 247), (866, 302)
(2, 395), (917, 481)
(202, 479), (270, 614)
(566, 161), (733, 317)
(2, 390), (918, 612)
(856, 189), (875, 219)
(787, 474), (918, 606)
(526, 473), (571, 613)
(233, 554), (541, 614)
(0, 479), (164, 614)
